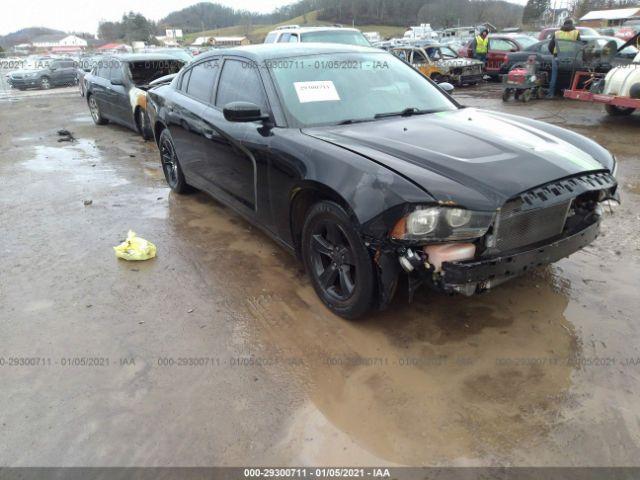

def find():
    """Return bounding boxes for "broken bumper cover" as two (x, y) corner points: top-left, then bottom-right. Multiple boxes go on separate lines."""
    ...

(439, 219), (600, 294)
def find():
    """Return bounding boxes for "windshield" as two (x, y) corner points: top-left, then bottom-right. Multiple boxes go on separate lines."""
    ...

(579, 27), (600, 36)
(440, 46), (459, 59)
(269, 52), (457, 128)
(613, 38), (639, 56)
(300, 31), (371, 46)
(151, 49), (193, 62)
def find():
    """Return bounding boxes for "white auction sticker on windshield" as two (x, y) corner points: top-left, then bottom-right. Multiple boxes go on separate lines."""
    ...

(294, 81), (341, 103)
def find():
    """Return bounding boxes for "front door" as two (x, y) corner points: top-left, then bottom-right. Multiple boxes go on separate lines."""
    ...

(200, 58), (272, 213)
(107, 61), (133, 127)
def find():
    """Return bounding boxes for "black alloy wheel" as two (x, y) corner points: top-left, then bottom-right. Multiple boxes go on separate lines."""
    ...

(159, 129), (190, 193)
(302, 201), (375, 319)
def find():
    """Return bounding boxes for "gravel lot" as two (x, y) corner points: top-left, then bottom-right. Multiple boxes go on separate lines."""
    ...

(0, 82), (639, 467)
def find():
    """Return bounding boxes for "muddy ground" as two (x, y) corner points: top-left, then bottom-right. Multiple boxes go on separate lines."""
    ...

(0, 82), (639, 468)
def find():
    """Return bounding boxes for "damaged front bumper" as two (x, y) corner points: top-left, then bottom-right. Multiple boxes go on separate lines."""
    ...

(372, 217), (601, 308)
(437, 219), (600, 295)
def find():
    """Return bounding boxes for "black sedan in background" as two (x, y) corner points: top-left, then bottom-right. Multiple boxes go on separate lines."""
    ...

(85, 54), (186, 139)
(147, 44), (618, 319)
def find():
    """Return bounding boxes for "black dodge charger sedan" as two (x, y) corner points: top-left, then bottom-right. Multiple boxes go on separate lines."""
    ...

(146, 44), (618, 319)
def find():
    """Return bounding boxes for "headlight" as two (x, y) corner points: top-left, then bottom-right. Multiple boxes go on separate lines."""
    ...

(391, 206), (495, 242)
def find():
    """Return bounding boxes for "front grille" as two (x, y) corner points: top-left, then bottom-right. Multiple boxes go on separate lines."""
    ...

(495, 200), (571, 252)
(463, 65), (482, 75)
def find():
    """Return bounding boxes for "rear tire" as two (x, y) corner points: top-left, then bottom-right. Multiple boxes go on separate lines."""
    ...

(605, 104), (635, 116)
(136, 108), (153, 141)
(159, 129), (190, 194)
(301, 201), (376, 320)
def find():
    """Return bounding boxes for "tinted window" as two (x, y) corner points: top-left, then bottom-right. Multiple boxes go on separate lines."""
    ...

(186, 60), (218, 103)
(62, 61), (75, 68)
(289, 34), (299, 43)
(278, 33), (291, 43)
(216, 59), (267, 111)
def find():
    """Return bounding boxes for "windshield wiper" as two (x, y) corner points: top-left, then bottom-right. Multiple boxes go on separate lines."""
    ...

(337, 118), (374, 125)
(374, 107), (441, 119)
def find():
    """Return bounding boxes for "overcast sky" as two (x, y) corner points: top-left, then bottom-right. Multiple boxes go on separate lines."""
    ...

(0, 0), (299, 35)
(1, 0), (533, 36)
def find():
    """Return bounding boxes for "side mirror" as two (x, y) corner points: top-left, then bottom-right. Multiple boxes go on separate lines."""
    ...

(223, 101), (269, 123)
(111, 78), (124, 86)
(438, 82), (455, 93)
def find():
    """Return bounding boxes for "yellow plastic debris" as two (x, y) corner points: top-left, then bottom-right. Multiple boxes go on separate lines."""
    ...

(113, 230), (157, 261)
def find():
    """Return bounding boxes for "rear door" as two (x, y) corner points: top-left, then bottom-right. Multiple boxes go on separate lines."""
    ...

(60, 60), (77, 84)
(167, 58), (220, 185)
(49, 61), (66, 85)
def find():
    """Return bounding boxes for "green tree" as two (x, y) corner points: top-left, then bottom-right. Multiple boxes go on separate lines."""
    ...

(522, 0), (550, 26)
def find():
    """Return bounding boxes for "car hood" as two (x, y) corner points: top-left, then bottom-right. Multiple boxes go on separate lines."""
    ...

(303, 108), (609, 211)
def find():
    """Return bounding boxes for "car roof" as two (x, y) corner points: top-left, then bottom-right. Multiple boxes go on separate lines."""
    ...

(194, 43), (382, 61)
(270, 26), (361, 34)
(393, 43), (449, 49)
(110, 53), (188, 62)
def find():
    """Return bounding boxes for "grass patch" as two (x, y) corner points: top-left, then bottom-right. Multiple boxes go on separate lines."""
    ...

(183, 11), (405, 45)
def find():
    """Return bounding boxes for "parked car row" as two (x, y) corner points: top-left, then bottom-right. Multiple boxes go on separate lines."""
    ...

(85, 43), (619, 319)
(6, 58), (78, 90)
(499, 36), (639, 76)
(3, 49), (192, 94)
(458, 35), (540, 78)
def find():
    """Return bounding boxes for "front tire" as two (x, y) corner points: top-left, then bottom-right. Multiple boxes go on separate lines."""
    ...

(302, 201), (375, 319)
(159, 129), (190, 193)
(88, 94), (108, 125)
(605, 104), (635, 116)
